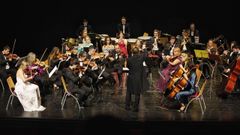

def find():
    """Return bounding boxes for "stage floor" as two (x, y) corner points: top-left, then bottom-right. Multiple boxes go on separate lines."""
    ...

(0, 69), (240, 134)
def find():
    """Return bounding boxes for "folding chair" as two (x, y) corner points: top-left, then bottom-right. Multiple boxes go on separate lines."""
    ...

(60, 76), (82, 111)
(184, 78), (207, 115)
(6, 76), (17, 110)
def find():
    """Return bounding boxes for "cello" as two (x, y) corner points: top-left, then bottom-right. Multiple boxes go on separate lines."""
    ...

(225, 56), (240, 93)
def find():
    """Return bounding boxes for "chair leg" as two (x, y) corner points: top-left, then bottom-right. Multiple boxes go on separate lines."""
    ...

(71, 94), (84, 110)
(11, 96), (15, 105)
(198, 99), (204, 115)
(6, 95), (13, 110)
(61, 94), (68, 110)
(201, 95), (207, 110)
(61, 93), (67, 105)
(184, 98), (196, 113)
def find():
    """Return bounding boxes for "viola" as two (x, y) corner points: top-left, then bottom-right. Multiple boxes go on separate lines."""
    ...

(225, 57), (240, 93)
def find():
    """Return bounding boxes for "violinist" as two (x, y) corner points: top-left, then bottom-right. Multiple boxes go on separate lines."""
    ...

(47, 47), (62, 88)
(63, 59), (92, 106)
(108, 45), (127, 95)
(156, 47), (183, 93)
(24, 52), (50, 97)
(0, 46), (18, 86)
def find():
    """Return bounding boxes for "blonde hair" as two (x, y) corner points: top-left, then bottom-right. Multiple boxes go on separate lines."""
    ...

(26, 52), (36, 64)
(20, 60), (28, 70)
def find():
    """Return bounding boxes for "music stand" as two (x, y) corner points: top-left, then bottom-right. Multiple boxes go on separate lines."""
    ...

(194, 49), (209, 59)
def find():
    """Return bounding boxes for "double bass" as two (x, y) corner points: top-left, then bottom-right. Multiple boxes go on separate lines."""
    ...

(225, 57), (240, 93)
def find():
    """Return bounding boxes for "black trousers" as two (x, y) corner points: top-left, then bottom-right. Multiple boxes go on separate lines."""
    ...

(125, 90), (140, 109)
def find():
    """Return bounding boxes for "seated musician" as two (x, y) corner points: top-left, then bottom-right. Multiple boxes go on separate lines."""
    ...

(78, 35), (94, 53)
(47, 47), (62, 89)
(156, 47), (183, 93)
(63, 59), (92, 106)
(108, 45), (126, 95)
(24, 52), (51, 97)
(222, 45), (240, 92)
(0, 46), (18, 86)
(175, 66), (198, 111)
(102, 37), (114, 54)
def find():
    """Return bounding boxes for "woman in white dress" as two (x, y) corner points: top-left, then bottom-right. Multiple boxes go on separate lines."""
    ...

(15, 61), (46, 111)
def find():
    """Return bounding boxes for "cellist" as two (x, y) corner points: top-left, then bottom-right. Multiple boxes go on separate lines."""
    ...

(156, 47), (184, 93)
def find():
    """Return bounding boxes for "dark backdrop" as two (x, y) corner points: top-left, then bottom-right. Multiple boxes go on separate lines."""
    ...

(0, 0), (239, 57)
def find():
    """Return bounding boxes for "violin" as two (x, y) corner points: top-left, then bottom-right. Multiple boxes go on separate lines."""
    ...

(24, 64), (44, 77)
(225, 57), (240, 93)
(6, 53), (19, 60)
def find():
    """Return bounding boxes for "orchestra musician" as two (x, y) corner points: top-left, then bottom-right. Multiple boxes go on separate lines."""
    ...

(15, 60), (46, 111)
(76, 19), (93, 37)
(0, 46), (18, 87)
(108, 45), (126, 95)
(116, 31), (128, 58)
(102, 37), (114, 54)
(175, 66), (198, 111)
(63, 59), (92, 106)
(156, 47), (183, 93)
(187, 23), (200, 43)
(117, 16), (130, 39)
(150, 29), (164, 55)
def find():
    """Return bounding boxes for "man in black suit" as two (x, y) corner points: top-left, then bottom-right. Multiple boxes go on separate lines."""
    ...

(117, 16), (130, 38)
(76, 19), (93, 37)
(125, 47), (147, 112)
(63, 60), (92, 105)
(0, 46), (17, 87)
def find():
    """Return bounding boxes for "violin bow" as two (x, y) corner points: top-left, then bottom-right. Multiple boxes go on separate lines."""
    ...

(11, 38), (16, 54)
(39, 48), (48, 62)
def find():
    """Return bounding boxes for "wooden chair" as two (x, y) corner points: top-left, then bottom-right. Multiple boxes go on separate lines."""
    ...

(6, 76), (17, 110)
(60, 76), (82, 111)
(184, 69), (207, 115)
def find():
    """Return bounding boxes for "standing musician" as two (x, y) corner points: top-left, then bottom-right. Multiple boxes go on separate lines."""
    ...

(187, 23), (200, 43)
(116, 31), (128, 58)
(150, 29), (164, 56)
(156, 47), (183, 93)
(0, 46), (18, 86)
(117, 16), (130, 39)
(179, 29), (191, 53)
(76, 19), (93, 37)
